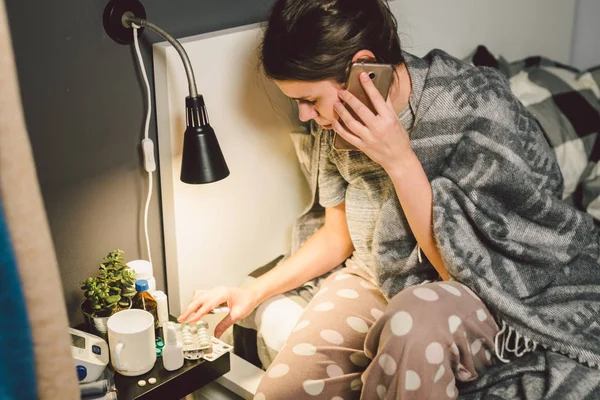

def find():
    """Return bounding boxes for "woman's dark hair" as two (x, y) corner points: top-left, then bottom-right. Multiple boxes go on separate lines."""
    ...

(260, 0), (403, 83)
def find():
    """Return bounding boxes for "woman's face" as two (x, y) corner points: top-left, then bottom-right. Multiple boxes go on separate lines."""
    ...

(274, 79), (344, 130)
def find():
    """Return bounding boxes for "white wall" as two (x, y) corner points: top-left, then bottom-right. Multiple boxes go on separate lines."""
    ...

(390, 0), (576, 63)
(571, 0), (600, 70)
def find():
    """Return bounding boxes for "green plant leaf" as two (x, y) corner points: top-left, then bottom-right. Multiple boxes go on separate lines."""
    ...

(81, 249), (138, 314)
(106, 295), (120, 304)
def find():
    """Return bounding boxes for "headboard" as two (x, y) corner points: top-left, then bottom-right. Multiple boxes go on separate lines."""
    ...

(153, 0), (577, 314)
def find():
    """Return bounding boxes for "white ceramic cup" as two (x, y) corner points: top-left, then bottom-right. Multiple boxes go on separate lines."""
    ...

(107, 309), (156, 376)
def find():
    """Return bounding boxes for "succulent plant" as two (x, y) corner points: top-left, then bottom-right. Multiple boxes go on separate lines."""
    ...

(81, 249), (137, 317)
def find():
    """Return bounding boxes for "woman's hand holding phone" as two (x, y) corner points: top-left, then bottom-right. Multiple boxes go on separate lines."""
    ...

(332, 71), (414, 171)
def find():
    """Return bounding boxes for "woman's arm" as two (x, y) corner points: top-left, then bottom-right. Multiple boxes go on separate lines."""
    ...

(245, 201), (354, 304)
(385, 153), (450, 281)
(332, 71), (450, 280)
(178, 202), (353, 330)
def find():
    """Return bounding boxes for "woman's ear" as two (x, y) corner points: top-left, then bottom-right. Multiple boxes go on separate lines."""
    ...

(352, 49), (377, 63)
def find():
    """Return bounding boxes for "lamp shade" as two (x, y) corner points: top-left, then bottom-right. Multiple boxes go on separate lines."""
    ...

(180, 96), (230, 184)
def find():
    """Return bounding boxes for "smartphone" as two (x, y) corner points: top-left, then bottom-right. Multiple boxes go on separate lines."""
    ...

(333, 62), (394, 151)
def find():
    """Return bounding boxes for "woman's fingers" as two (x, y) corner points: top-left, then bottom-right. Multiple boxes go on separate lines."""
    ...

(358, 71), (392, 117)
(178, 287), (228, 323)
(178, 290), (206, 322)
(214, 313), (235, 339)
(338, 89), (377, 128)
(186, 301), (219, 324)
(332, 115), (363, 148)
(333, 101), (365, 137)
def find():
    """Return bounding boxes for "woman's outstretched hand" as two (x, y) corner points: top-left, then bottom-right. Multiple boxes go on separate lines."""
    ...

(177, 286), (259, 338)
(332, 71), (413, 171)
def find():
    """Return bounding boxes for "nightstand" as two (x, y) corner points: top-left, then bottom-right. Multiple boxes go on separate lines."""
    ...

(78, 317), (231, 400)
(113, 349), (230, 400)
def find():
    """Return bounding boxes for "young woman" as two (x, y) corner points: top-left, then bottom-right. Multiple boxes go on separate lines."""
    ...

(179, 1), (600, 398)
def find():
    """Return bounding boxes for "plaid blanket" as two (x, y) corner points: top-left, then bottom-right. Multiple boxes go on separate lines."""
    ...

(234, 47), (600, 398)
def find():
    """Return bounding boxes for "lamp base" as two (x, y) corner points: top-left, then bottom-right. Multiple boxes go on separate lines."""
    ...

(103, 0), (147, 45)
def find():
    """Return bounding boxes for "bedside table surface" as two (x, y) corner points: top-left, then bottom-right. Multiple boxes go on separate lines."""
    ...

(114, 350), (230, 400)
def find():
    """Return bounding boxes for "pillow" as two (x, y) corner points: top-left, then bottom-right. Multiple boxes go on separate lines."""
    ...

(578, 65), (600, 100)
(465, 46), (600, 222)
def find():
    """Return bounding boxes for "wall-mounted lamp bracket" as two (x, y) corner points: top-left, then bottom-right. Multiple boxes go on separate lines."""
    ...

(102, 0), (229, 183)
(103, 0), (147, 45)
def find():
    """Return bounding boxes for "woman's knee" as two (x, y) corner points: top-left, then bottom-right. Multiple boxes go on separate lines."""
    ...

(255, 361), (362, 400)
(255, 372), (309, 400)
(375, 282), (484, 348)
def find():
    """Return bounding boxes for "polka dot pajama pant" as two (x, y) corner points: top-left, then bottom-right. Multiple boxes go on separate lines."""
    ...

(254, 268), (499, 399)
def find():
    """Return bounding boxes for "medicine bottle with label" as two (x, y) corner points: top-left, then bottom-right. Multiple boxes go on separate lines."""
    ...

(132, 279), (159, 332)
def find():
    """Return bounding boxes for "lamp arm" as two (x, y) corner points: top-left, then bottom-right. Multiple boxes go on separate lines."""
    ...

(125, 16), (198, 98)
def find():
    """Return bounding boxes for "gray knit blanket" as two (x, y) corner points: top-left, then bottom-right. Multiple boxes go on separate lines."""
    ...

(405, 50), (600, 398)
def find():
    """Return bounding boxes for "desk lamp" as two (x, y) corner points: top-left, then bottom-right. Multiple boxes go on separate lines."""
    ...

(103, 0), (230, 184)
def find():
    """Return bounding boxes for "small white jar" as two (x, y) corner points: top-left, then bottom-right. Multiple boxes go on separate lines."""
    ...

(127, 260), (156, 292)
(151, 290), (169, 326)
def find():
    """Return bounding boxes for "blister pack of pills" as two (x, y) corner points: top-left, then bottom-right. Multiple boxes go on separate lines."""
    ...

(167, 321), (233, 362)
(202, 336), (233, 362)
(168, 321), (212, 360)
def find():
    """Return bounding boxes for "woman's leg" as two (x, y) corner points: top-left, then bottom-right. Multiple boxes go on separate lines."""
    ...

(255, 269), (387, 400)
(362, 281), (499, 400)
